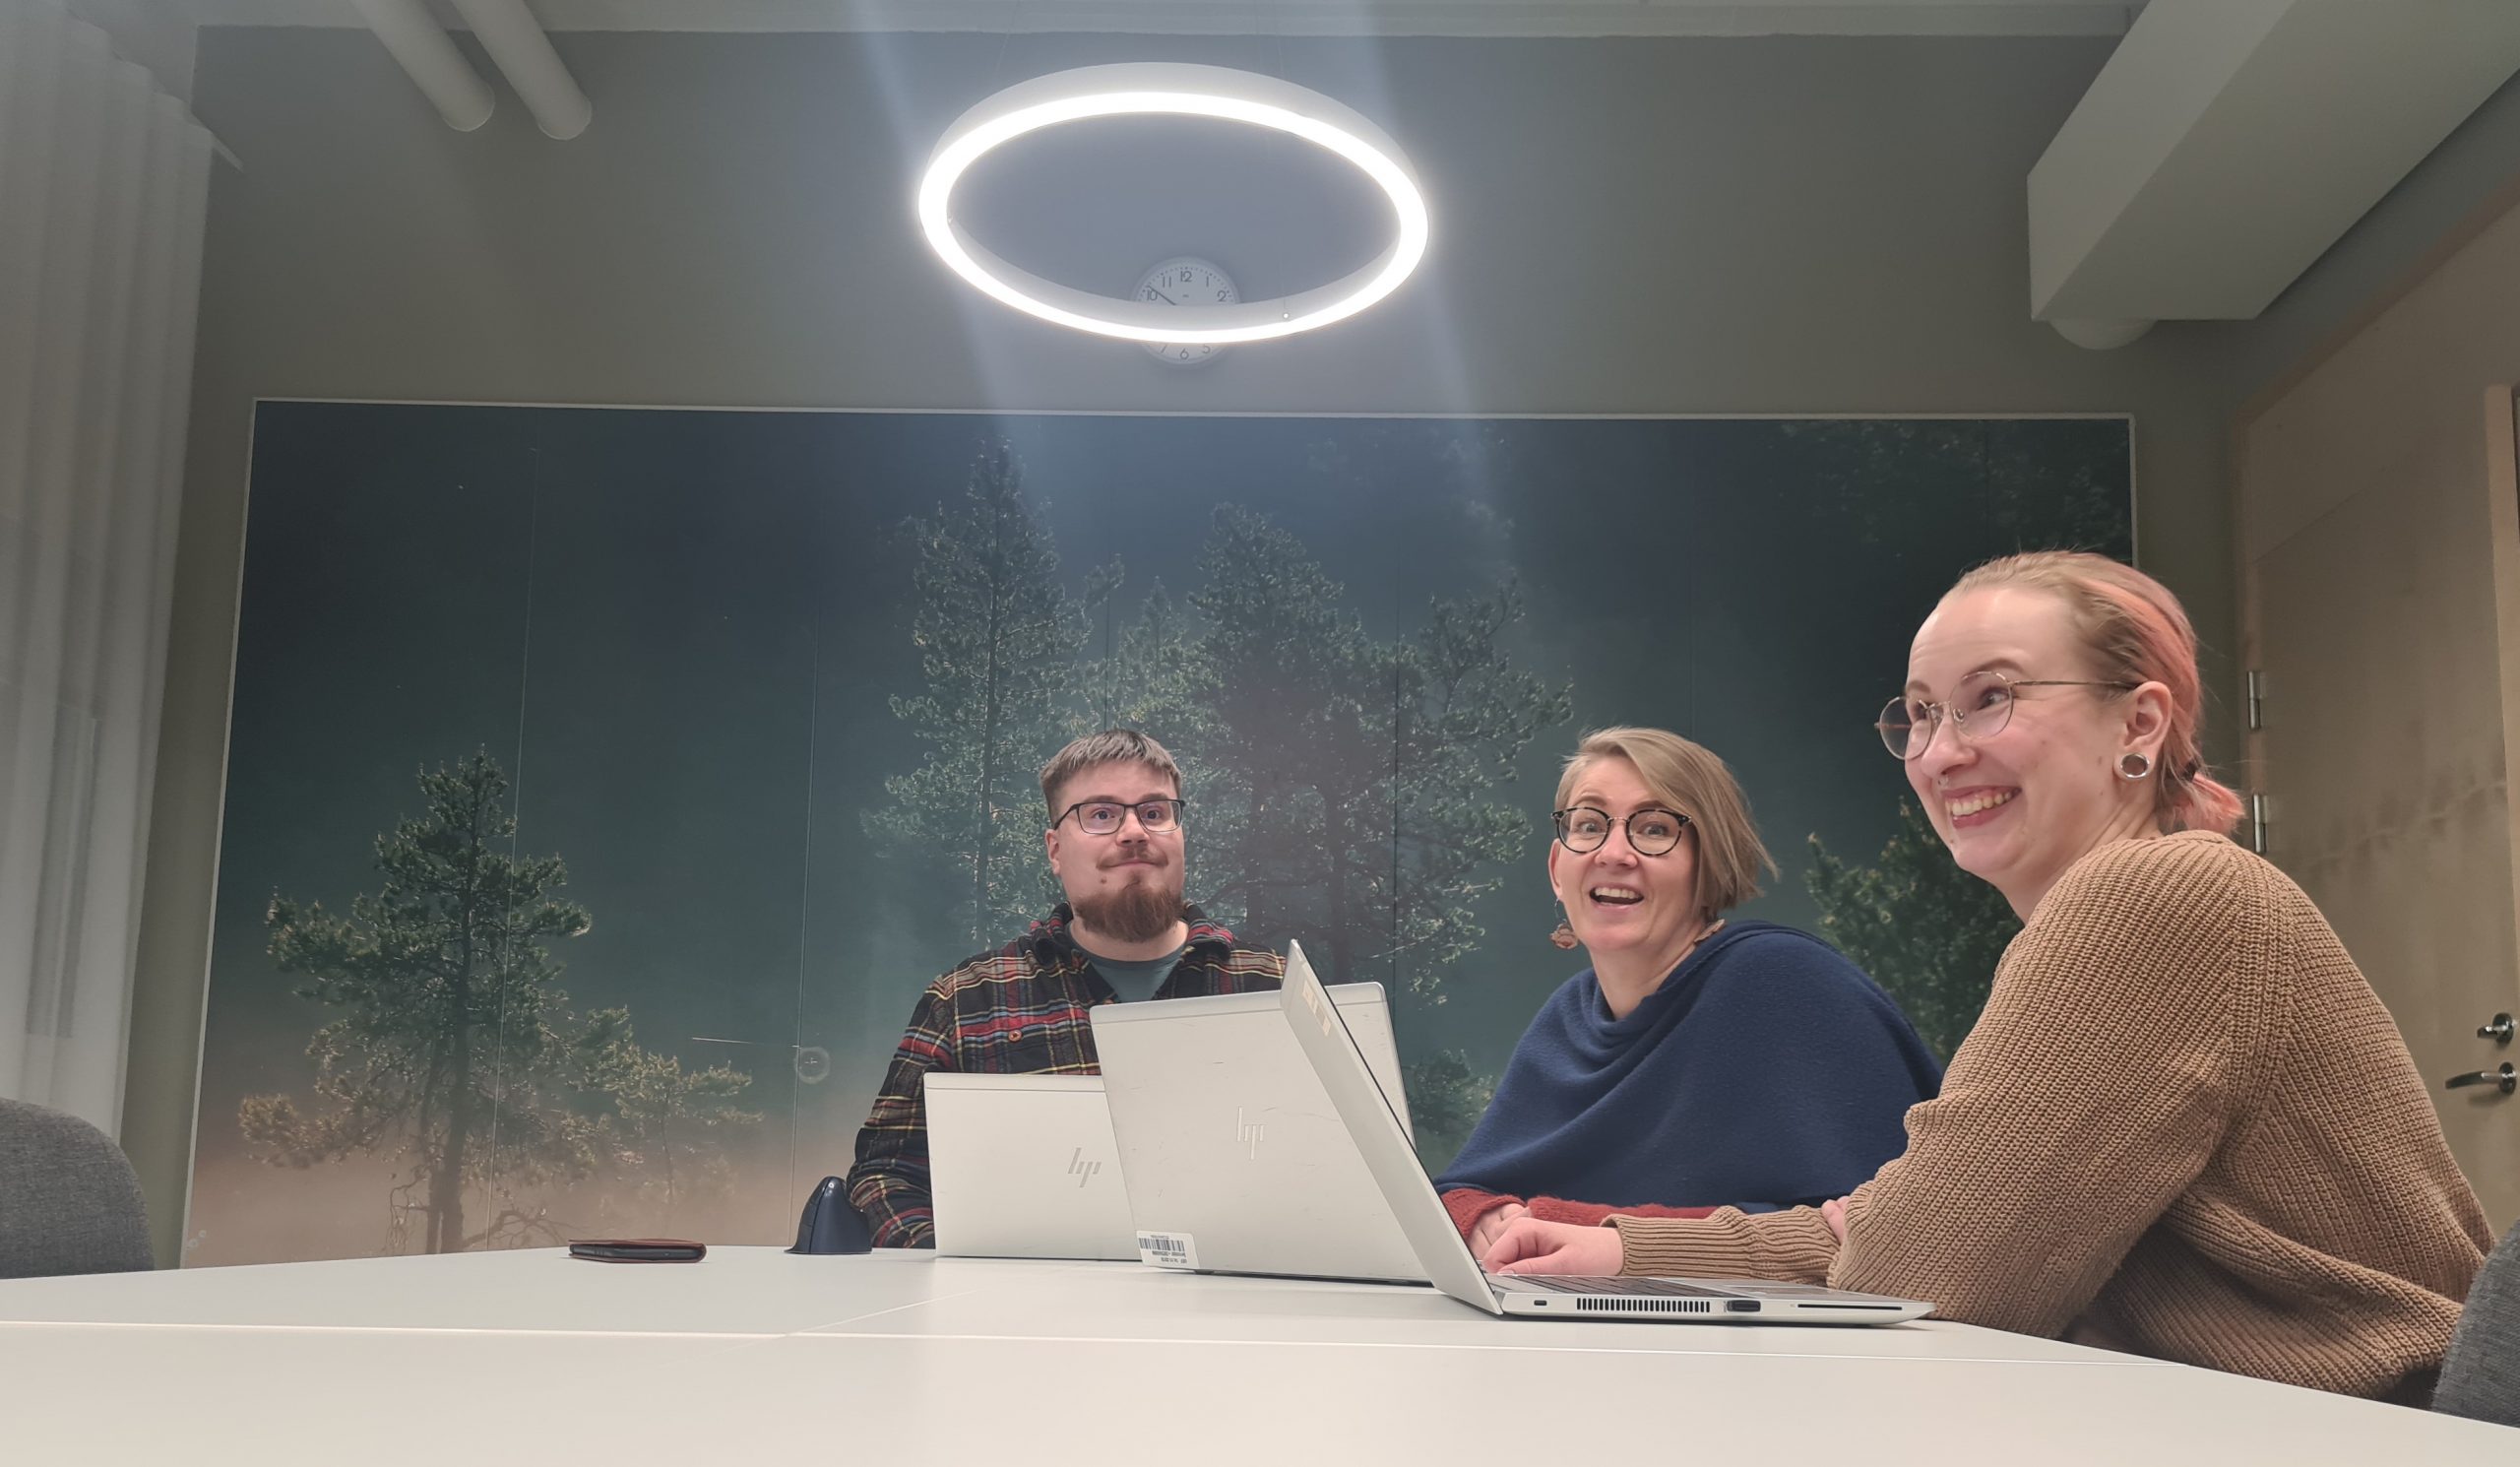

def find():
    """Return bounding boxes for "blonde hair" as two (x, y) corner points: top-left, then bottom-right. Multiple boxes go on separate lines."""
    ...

(1947, 551), (2242, 836)
(1040, 730), (1182, 821)
(1553, 727), (1777, 915)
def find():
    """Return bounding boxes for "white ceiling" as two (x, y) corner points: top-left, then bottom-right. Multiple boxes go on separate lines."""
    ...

(178, 0), (2148, 38)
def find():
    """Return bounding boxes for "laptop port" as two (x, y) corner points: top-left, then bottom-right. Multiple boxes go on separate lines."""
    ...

(1725, 1300), (1760, 1313)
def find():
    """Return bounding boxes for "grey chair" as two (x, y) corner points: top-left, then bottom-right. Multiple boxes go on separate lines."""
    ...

(0, 1097), (154, 1279)
(2437, 1218), (2520, 1429)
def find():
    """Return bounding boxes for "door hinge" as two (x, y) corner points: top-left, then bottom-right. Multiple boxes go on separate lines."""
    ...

(2249, 793), (2270, 855)
(2245, 670), (2264, 732)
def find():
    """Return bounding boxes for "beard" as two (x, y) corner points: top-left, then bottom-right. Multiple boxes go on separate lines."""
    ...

(1074, 863), (1187, 944)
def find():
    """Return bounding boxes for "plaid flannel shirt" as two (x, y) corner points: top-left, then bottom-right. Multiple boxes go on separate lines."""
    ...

(847, 904), (1284, 1247)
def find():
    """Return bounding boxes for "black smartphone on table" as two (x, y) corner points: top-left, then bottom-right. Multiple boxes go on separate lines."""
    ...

(568, 1238), (708, 1263)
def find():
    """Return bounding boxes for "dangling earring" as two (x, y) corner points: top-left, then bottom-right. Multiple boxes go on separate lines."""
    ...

(2118, 751), (2154, 781)
(1548, 903), (1579, 950)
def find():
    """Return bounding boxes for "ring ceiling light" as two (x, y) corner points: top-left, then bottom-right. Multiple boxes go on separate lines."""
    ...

(916, 63), (1430, 346)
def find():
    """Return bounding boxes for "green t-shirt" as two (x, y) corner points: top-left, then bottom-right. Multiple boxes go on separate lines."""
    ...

(1082, 942), (1189, 1003)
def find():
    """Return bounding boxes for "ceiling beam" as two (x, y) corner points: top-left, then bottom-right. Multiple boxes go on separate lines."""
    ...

(2029, 0), (2520, 346)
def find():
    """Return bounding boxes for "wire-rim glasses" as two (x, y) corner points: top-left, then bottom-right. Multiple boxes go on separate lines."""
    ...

(1877, 670), (2136, 760)
(1552, 805), (1691, 857)
(1055, 797), (1185, 836)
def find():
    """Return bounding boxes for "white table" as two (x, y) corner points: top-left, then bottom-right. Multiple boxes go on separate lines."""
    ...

(1, 1248), (2508, 1464)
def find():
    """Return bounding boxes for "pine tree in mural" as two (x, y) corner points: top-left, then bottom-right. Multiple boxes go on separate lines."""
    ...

(1190, 506), (1394, 984)
(1076, 571), (1239, 918)
(1388, 579), (1570, 996)
(241, 752), (760, 1252)
(869, 444), (1085, 946)
(1777, 419), (2133, 563)
(866, 480), (1567, 1169)
(1189, 507), (1568, 1002)
(1399, 1049), (1499, 1165)
(1080, 576), (1220, 749)
(573, 1009), (759, 1229)
(1804, 797), (2023, 1060)
(1186, 508), (1565, 1168)
(242, 752), (595, 1254)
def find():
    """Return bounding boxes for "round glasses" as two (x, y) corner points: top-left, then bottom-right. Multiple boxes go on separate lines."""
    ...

(1552, 806), (1690, 857)
(1877, 670), (2134, 760)
(1055, 797), (1185, 836)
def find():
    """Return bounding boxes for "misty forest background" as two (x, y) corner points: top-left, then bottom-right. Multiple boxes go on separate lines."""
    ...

(187, 404), (2129, 1264)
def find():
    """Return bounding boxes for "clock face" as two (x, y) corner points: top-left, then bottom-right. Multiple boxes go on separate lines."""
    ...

(1134, 256), (1238, 367)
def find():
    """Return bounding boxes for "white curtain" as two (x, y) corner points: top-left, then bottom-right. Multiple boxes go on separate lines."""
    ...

(0, 1), (214, 1130)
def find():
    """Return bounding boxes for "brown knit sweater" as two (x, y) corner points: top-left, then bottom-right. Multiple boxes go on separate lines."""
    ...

(1611, 831), (2492, 1399)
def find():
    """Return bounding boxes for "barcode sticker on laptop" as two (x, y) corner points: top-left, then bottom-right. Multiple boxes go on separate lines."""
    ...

(1136, 1232), (1199, 1270)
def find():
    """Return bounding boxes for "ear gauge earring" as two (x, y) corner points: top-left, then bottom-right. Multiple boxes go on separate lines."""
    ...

(1549, 904), (1579, 951)
(2118, 751), (2155, 781)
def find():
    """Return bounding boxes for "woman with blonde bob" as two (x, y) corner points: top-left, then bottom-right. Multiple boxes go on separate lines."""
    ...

(1485, 552), (2491, 1402)
(1436, 727), (1942, 1253)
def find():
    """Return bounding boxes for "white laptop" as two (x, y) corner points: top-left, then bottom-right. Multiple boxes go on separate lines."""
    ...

(1091, 981), (1421, 1284)
(1272, 941), (1932, 1324)
(923, 1073), (1138, 1261)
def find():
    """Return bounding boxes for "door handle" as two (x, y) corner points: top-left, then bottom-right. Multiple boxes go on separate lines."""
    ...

(2481, 1012), (2515, 1046)
(2445, 1063), (2517, 1095)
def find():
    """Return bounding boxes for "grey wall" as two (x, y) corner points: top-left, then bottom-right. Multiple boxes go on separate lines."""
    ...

(121, 26), (2520, 1265)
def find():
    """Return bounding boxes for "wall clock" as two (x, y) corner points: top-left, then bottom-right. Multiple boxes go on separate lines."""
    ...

(1133, 256), (1238, 367)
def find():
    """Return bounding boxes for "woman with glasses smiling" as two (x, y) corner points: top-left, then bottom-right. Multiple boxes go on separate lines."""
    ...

(1484, 553), (2490, 1403)
(1435, 726), (1943, 1257)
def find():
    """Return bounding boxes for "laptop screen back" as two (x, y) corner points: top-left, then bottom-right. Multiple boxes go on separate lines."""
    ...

(1092, 979), (1422, 1284)
(924, 1073), (1139, 1261)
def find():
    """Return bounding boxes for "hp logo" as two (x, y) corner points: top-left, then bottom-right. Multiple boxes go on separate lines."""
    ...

(1235, 1108), (1265, 1159)
(1066, 1147), (1102, 1187)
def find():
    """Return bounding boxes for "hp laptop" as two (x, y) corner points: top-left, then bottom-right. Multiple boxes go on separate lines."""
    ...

(923, 1073), (1138, 1261)
(1091, 981), (1420, 1283)
(1274, 941), (1932, 1324)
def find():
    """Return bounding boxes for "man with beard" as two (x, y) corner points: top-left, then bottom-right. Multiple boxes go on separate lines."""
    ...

(847, 730), (1285, 1247)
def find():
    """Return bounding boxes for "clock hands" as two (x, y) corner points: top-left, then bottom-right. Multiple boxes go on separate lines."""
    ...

(1138, 262), (1229, 364)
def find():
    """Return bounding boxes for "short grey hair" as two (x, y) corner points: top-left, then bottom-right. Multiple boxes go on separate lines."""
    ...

(1040, 730), (1184, 821)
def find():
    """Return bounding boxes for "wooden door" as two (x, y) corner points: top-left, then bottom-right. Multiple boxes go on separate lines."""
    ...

(2240, 387), (2520, 1227)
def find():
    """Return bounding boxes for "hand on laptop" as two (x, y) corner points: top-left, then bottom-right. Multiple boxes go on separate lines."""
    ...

(1468, 1202), (1529, 1256)
(1481, 1217), (1623, 1276)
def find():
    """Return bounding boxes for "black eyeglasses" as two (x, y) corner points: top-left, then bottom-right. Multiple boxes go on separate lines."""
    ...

(1053, 797), (1185, 836)
(1877, 670), (2136, 760)
(1552, 806), (1691, 857)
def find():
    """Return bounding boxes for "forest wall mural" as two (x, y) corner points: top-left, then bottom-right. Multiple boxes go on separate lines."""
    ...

(184, 403), (2130, 1263)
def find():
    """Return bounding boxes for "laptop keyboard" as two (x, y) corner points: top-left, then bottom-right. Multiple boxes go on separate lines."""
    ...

(1495, 1275), (1737, 1298)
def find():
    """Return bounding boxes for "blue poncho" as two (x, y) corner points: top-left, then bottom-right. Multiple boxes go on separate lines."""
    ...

(1435, 922), (1944, 1213)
